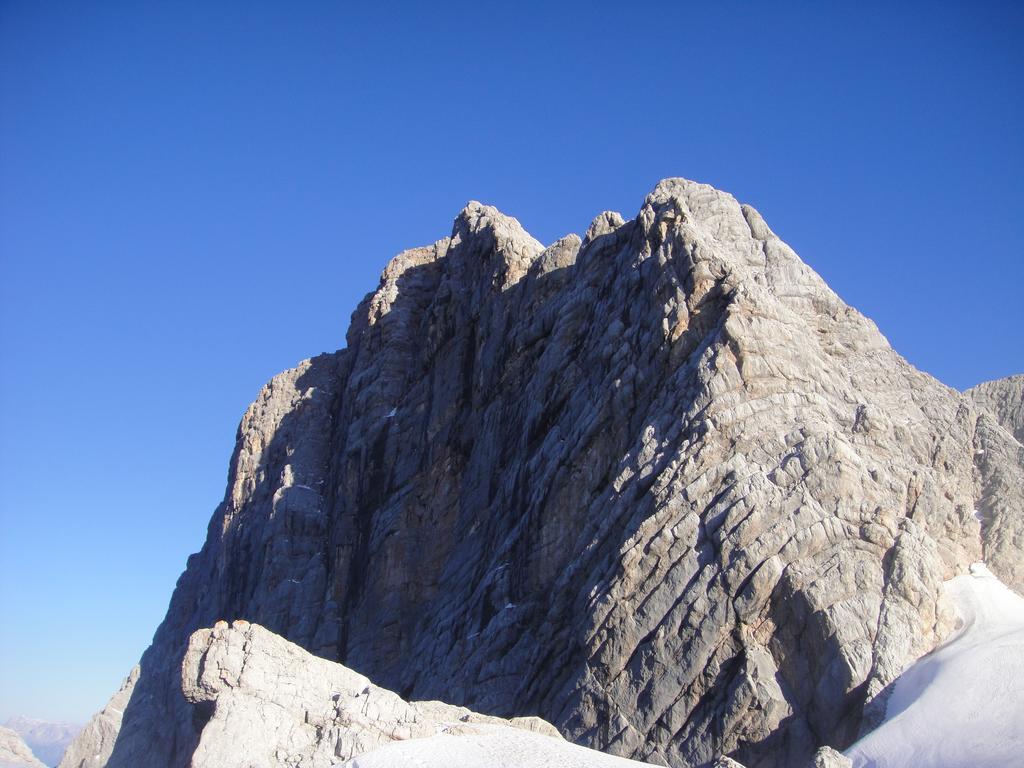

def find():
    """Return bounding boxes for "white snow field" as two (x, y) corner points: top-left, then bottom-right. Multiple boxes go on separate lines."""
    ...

(340, 724), (658, 768)
(846, 563), (1024, 768)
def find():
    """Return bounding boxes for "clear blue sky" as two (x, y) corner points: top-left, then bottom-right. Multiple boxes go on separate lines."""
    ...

(1, 1), (1021, 724)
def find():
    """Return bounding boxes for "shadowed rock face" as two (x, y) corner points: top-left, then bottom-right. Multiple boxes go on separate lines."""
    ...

(64, 179), (1023, 768)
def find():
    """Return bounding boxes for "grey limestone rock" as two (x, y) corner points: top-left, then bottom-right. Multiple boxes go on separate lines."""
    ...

(0, 727), (46, 768)
(810, 746), (851, 768)
(965, 376), (1024, 595)
(2, 718), (79, 768)
(67, 179), (1022, 768)
(968, 374), (1024, 445)
(56, 667), (137, 768)
(180, 620), (565, 767)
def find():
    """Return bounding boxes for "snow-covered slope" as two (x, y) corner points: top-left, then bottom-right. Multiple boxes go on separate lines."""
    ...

(342, 725), (657, 768)
(846, 563), (1024, 767)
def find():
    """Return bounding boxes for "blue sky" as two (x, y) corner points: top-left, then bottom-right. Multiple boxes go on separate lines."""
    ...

(0, 1), (1021, 723)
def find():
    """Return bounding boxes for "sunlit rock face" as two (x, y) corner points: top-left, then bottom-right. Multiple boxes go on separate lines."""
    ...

(177, 620), (645, 768)
(966, 374), (1024, 594)
(968, 374), (1024, 445)
(0, 726), (46, 768)
(65, 179), (1023, 768)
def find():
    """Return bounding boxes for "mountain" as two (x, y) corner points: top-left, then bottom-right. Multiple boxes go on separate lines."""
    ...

(175, 619), (654, 768)
(0, 726), (46, 768)
(3, 719), (79, 768)
(63, 178), (1024, 768)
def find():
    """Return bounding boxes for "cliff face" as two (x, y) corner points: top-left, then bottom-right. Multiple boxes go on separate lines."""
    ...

(65, 179), (1024, 768)
(965, 374), (1024, 595)
(968, 375), (1024, 445)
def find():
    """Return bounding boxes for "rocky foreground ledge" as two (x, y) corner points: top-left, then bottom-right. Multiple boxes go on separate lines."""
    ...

(181, 621), (649, 768)
(71, 620), (848, 768)
(184, 622), (860, 768)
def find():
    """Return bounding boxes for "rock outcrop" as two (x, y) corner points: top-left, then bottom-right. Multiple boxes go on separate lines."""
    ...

(811, 747), (852, 768)
(4, 718), (79, 768)
(56, 668), (136, 768)
(965, 376), (1024, 595)
(712, 744), (852, 768)
(67, 179), (1023, 768)
(178, 620), (647, 767)
(0, 727), (46, 768)
(968, 375), (1024, 445)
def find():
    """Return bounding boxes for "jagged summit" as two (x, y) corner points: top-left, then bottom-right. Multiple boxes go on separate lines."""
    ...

(64, 179), (1023, 768)
(583, 211), (624, 245)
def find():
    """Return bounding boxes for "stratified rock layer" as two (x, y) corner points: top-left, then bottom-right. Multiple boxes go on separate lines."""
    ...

(68, 179), (1024, 768)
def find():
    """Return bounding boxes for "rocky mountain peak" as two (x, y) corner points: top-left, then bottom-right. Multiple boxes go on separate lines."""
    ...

(63, 178), (1023, 768)
(449, 200), (545, 291)
(583, 211), (625, 245)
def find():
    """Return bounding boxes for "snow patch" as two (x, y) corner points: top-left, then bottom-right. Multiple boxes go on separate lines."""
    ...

(846, 562), (1024, 767)
(340, 725), (657, 768)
